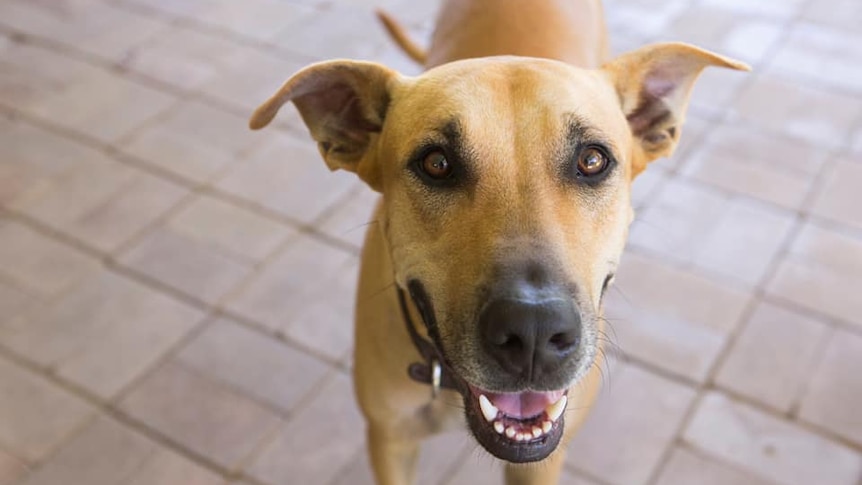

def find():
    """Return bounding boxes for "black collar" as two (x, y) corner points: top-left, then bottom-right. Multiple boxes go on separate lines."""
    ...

(396, 286), (459, 396)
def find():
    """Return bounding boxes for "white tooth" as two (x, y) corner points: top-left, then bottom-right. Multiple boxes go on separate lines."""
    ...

(532, 427), (542, 438)
(494, 421), (505, 434)
(546, 395), (568, 422)
(479, 395), (498, 422)
(505, 427), (516, 438)
(542, 420), (552, 433)
(515, 432), (525, 441)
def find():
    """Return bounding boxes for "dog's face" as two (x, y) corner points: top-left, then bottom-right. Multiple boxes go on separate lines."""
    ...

(250, 44), (746, 463)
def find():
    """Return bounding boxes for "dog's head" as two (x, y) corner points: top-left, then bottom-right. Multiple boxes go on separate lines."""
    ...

(250, 43), (747, 463)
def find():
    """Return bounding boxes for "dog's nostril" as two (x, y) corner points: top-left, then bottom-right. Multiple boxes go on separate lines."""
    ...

(500, 335), (523, 351)
(548, 332), (577, 352)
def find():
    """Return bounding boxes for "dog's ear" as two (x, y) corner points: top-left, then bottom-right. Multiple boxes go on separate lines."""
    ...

(249, 60), (401, 190)
(603, 42), (749, 175)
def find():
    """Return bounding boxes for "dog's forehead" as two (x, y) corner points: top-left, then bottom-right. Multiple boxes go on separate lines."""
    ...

(389, 57), (630, 147)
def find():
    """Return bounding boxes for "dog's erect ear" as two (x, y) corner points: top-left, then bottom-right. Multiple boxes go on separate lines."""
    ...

(249, 60), (401, 190)
(603, 42), (749, 175)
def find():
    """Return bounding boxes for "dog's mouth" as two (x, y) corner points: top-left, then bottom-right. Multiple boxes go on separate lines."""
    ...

(461, 384), (568, 462)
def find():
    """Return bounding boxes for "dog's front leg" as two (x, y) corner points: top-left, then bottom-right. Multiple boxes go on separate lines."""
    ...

(368, 424), (421, 485)
(504, 449), (567, 485)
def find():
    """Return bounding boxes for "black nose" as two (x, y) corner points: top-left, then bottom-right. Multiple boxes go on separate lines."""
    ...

(479, 280), (581, 380)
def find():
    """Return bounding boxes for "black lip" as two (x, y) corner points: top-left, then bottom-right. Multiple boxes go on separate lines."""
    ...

(462, 391), (564, 463)
(406, 279), (564, 463)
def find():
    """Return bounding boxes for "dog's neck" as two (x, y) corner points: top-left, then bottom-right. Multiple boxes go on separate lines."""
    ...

(425, 0), (609, 68)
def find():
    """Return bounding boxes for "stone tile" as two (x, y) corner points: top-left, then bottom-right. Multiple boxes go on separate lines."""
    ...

(0, 449), (29, 485)
(121, 100), (259, 183)
(799, 328), (862, 447)
(119, 227), (253, 304)
(248, 373), (364, 485)
(655, 446), (778, 485)
(801, 0), (862, 32)
(684, 392), (862, 485)
(119, 0), (221, 19)
(629, 164), (669, 211)
(226, 235), (355, 332)
(566, 362), (697, 485)
(0, 0), (165, 63)
(629, 178), (795, 286)
(284, 260), (359, 360)
(176, 318), (330, 414)
(198, 0), (314, 43)
(274, 5), (390, 61)
(15, 157), (187, 254)
(715, 302), (830, 413)
(0, 221), (100, 297)
(687, 68), (750, 120)
(215, 131), (357, 224)
(681, 124), (828, 210)
(121, 26), (257, 91)
(699, 0), (806, 20)
(0, 279), (36, 328)
(809, 158), (862, 231)
(444, 457), (503, 485)
(199, 47), (309, 118)
(17, 416), (224, 485)
(730, 75), (862, 149)
(0, 357), (95, 461)
(166, 195), (292, 263)
(769, 23), (862, 96)
(120, 361), (281, 470)
(602, 0), (689, 41)
(316, 184), (380, 249)
(661, 6), (784, 67)
(0, 271), (203, 398)
(604, 252), (750, 382)
(766, 222), (862, 326)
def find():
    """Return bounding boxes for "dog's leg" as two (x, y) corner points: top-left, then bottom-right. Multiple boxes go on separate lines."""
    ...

(368, 425), (421, 485)
(504, 449), (567, 485)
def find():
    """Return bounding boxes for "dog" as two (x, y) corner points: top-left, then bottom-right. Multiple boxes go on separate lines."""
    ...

(249, 0), (748, 483)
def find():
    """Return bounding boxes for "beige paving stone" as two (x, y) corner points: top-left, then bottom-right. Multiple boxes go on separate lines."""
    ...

(699, 0), (807, 20)
(315, 183), (380, 249)
(715, 301), (830, 413)
(684, 392), (862, 485)
(730, 75), (862, 149)
(284, 260), (359, 360)
(225, 235), (355, 331)
(120, 361), (281, 470)
(604, 252), (750, 382)
(443, 458), (503, 485)
(602, 0), (689, 41)
(248, 373), (364, 485)
(629, 164), (669, 211)
(0, 279), (36, 327)
(566, 362), (697, 485)
(766, 222), (862, 326)
(119, 227), (253, 304)
(0, 0), (165, 63)
(121, 100), (259, 183)
(769, 23), (862, 96)
(0, 357), (96, 462)
(0, 270), (203, 398)
(274, 5), (390, 60)
(800, 0), (862, 31)
(655, 446), (779, 485)
(15, 157), (187, 253)
(121, 26), (256, 91)
(166, 195), (293, 263)
(119, 0), (221, 19)
(176, 318), (330, 414)
(0, 220), (100, 297)
(0, 449), (29, 485)
(681, 124), (828, 210)
(198, 0), (313, 43)
(799, 328), (862, 447)
(629, 178), (795, 286)
(809, 158), (862, 231)
(16, 416), (224, 485)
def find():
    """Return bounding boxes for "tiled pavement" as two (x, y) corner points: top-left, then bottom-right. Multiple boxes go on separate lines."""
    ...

(0, 0), (861, 483)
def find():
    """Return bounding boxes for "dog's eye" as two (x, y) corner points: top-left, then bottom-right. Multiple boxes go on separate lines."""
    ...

(420, 150), (453, 180)
(577, 147), (609, 177)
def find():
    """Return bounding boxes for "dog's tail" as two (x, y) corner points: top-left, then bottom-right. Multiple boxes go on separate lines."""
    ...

(376, 9), (427, 65)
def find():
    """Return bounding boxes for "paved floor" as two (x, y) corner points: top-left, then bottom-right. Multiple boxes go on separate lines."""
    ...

(0, 0), (861, 484)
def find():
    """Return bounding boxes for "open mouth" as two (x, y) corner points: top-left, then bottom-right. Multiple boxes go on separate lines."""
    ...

(462, 385), (569, 463)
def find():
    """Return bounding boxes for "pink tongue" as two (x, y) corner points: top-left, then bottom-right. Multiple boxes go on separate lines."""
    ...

(484, 390), (565, 419)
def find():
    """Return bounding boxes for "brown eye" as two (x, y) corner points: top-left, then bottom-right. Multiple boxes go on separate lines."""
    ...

(577, 147), (609, 176)
(421, 150), (453, 180)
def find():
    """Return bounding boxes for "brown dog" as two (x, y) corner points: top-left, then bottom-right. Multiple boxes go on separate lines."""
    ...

(249, 1), (748, 483)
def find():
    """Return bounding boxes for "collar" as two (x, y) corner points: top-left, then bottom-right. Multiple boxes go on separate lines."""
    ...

(396, 286), (459, 397)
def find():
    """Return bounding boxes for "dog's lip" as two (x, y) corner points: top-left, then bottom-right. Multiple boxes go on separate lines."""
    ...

(460, 383), (569, 462)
